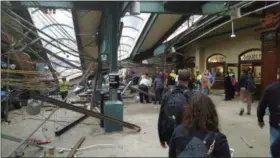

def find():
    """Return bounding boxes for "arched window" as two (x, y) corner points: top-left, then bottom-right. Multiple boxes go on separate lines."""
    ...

(208, 54), (226, 63)
(240, 50), (262, 61)
(207, 54), (226, 88)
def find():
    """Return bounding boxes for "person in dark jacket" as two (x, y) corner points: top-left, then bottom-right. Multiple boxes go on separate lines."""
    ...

(257, 69), (280, 157)
(224, 72), (233, 101)
(153, 72), (164, 104)
(271, 134), (280, 158)
(158, 69), (192, 148)
(169, 93), (231, 158)
(241, 72), (256, 115)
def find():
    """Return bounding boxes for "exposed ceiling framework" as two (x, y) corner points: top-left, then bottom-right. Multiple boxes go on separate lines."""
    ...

(28, 8), (82, 80)
(118, 13), (151, 61)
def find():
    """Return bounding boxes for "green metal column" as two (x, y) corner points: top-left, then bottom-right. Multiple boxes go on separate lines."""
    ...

(103, 3), (124, 132)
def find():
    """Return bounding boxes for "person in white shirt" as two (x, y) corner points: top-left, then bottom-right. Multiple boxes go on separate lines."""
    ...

(138, 74), (151, 103)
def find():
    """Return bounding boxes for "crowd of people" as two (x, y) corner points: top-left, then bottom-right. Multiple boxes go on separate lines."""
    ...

(132, 68), (279, 158)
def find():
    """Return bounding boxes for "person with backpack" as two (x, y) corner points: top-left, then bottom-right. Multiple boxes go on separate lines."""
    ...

(153, 72), (164, 104)
(240, 72), (256, 115)
(158, 69), (193, 148)
(169, 93), (231, 158)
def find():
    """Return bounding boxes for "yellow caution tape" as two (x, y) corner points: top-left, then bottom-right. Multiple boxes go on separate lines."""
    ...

(1, 69), (57, 75)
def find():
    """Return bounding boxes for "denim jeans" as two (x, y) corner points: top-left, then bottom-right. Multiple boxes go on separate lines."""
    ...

(270, 126), (280, 157)
(201, 88), (209, 95)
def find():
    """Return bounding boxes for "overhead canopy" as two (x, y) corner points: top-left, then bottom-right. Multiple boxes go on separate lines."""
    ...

(28, 8), (83, 80)
(118, 13), (151, 61)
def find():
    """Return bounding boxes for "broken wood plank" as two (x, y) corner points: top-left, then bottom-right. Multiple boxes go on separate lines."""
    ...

(67, 136), (85, 158)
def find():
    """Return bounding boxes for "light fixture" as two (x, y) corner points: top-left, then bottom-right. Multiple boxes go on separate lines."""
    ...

(130, 1), (141, 15)
(230, 20), (236, 38)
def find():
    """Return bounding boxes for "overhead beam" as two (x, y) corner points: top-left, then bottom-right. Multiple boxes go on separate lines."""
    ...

(132, 15), (188, 62)
(139, 1), (204, 14)
(13, 1), (110, 11)
(201, 1), (227, 15)
(129, 13), (158, 60)
(199, 23), (261, 41)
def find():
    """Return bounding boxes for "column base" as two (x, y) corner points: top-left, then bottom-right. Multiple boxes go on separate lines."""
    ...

(104, 100), (123, 132)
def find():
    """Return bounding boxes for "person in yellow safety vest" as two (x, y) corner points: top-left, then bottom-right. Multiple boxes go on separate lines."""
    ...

(59, 77), (69, 100)
(166, 70), (177, 88)
(196, 71), (202, 90)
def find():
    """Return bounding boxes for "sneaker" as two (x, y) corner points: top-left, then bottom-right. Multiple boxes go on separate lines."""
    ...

(239, 108), (244, 116)
(247, 112), (251, 115)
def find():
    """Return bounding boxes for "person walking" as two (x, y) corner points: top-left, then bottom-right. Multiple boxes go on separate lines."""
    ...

(201, 72), (211, 95)
(138, 74), (151, 103)
(169, 93), (231, 158)
(240, 72), (256, 115)
(59, 77), (69, 101)
(238, 71), (248, 113)
(153, 72), (164, 104)
(158, 69), (193, 148)
(257, 69), (280, 157)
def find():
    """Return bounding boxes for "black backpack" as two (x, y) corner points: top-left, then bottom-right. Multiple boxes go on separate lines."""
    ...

(174, 128), (218, 158)
(162, 88), (193, 142)
(245, 79), (256, 92)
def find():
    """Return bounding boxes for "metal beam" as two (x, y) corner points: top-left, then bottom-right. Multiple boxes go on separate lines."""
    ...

(123, 26), (140, 31)
(72, 10), (86, 71)
(132, 15), (188, 62)
(201, 1), (227, 15)
(199, 23), (261, 41)
(30, 93), (141, 131)
(55, 115), (88, 136)
(43, 37), (76, 47)
(13, 1), (109, 10)
(139, 1), (202, 14)
(119, 43), (132, 47)
(40, 23), (74, 31)
(121, 2), (132, 17)
(130, 13), (158, 60)
(121, 35), (135, 40)
(3, 22), (81, 69)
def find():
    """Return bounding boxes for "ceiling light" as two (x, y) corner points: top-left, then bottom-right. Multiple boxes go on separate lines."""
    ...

(231, 21), (236, 38)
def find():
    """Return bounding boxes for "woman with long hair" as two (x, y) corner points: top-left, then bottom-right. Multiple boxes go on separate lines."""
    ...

(169, 93), (231, 158)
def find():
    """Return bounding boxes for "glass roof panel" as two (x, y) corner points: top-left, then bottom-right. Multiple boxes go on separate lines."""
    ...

(121, 27), (138, 37)
(118, 13), (151, 61)
(118, 44), (131, 52)
(164, 15), (203, 43)
(28, 8), (82, 80)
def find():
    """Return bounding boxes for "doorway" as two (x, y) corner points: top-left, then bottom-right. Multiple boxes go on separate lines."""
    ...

(207, 54), (226, 89)
(239, 49), (262, 99)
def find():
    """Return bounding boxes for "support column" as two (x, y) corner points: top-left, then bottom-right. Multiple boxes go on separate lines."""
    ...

(103, 3), (124, 132)
(260, 12), (280, 90)
(195, 45), (205, 73)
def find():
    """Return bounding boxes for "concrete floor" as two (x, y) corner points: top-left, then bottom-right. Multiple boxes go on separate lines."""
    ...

(1, 95), (270, 157)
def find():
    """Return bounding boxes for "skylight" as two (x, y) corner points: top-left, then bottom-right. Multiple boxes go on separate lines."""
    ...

(164, 15), (203, 43)
(118, 13), (151, 61)
(28, 8), (82, 80)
